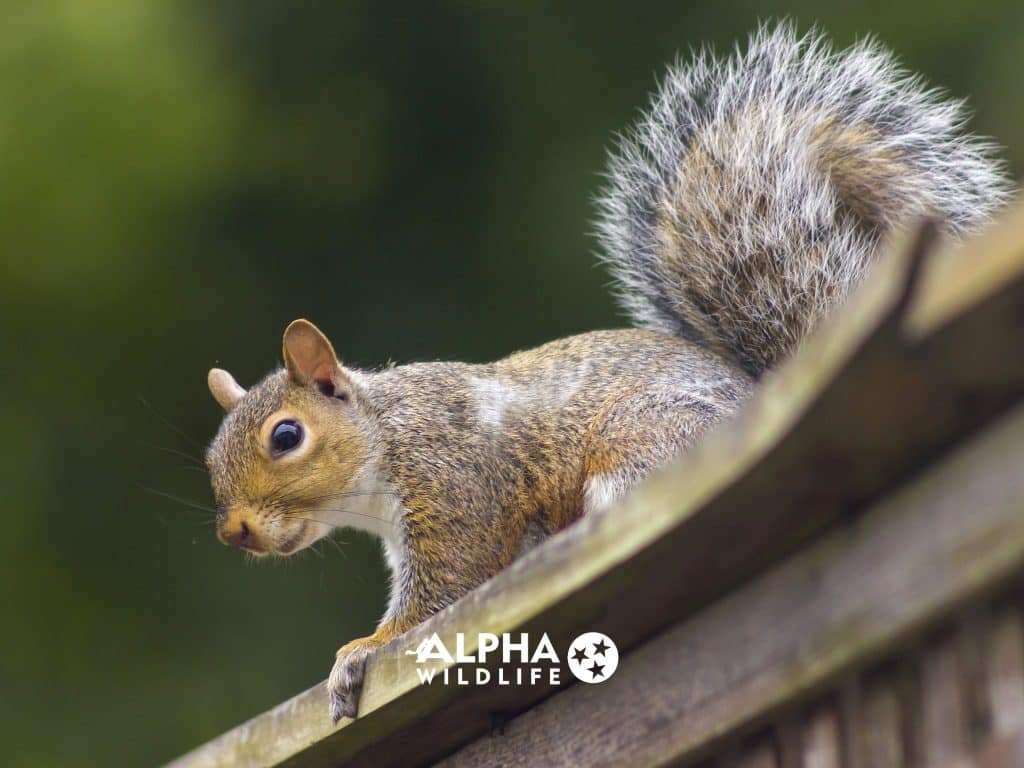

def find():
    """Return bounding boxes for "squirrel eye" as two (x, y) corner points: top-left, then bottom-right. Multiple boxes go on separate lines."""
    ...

(270, 420), (303, 455)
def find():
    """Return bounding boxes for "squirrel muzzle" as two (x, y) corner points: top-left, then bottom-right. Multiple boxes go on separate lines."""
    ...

(215, 504), (319, 556)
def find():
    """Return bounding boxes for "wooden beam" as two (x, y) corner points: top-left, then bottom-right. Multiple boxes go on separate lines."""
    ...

(441, 402), (1024, 766)
(167, 205), (1024, 768)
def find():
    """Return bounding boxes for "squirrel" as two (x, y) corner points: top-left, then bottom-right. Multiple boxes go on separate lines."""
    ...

(203, 24), (1011, 723)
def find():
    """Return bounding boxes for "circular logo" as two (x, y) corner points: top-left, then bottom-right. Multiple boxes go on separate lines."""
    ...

(566, 632), (619, 684)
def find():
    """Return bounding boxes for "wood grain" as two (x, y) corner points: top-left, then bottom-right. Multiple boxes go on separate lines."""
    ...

(987, 607), (1024, 738)
(802, 704), (841, 768)
(921, 635), (969, 766)
(862, 676), (905, 768)
(167, 207), (1024, 768)
(440, 404), (1024, 767)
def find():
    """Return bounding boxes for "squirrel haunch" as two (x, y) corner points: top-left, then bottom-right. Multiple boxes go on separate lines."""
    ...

(204, 23), (1013, 721)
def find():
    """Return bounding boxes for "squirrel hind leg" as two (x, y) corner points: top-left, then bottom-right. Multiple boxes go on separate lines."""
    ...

(515, 517), (552, 559)
(580, 388), (731, 515)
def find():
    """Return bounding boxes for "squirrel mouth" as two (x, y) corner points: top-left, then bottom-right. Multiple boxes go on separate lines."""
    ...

(276, 523), (308, 555)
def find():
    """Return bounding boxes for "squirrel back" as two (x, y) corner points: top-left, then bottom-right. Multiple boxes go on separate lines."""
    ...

(204, 23), (1013, 723)
(598, 23), (1012, 376)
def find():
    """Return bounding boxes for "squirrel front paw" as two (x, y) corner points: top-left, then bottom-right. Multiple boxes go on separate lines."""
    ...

(327, 635), (382, 723)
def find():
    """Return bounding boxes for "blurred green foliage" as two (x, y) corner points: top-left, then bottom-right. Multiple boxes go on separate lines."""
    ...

(0, 2), (1020, 764)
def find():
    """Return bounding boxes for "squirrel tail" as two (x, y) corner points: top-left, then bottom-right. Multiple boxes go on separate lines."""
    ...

(597, 23), (1013, 377)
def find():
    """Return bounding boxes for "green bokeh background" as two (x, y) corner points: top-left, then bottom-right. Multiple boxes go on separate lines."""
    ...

(2, 2), (1020, 765)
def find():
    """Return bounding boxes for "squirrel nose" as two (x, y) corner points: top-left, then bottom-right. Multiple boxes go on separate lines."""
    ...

(218, 519), (253, 549)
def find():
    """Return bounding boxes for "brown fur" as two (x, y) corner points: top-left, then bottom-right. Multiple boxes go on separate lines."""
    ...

(206, 324), (750, 720)
(204, 23), (1011, 723)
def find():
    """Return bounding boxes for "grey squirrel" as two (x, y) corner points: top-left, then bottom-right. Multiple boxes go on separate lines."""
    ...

(203, 23), (1012, 722)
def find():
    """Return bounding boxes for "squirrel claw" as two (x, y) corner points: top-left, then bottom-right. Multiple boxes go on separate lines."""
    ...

(326, 637), (380, 723)
(329, 689), (357, 724)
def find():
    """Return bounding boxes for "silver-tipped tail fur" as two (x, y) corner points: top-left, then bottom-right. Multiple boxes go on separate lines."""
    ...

(597, 22), (1013, 375)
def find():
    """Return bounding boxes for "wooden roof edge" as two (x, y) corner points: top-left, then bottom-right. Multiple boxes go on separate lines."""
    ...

(166, 201), (1024, 768)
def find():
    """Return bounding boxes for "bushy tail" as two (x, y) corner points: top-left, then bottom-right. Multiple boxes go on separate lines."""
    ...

(597, 23), (1012, 376)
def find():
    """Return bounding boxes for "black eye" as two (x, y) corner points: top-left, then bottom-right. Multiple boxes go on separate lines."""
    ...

(270, 420), (303, 455)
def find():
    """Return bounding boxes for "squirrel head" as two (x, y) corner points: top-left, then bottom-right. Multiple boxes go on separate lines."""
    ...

(205, 319), (371, 557)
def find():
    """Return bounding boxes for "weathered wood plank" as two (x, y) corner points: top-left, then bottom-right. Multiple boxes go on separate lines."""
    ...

(440, 402), (1024, 767)
(862, 675), (905, 768)
(987, 605), (1024, 738)
(738, 740), (779, 768)
(974, 727), (1024, 767)
(167, 205), (1024, 768)
(956, 610), (993, 751)
(838, 678), (865, 768)
(921, 634), (969, 766)
(801, 704), (841, 768)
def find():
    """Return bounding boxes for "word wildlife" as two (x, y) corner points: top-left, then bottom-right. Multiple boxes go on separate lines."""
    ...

(406, 632), (562, 687)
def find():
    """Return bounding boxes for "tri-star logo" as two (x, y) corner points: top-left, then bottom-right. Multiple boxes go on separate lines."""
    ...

(565, 632), (619, 684)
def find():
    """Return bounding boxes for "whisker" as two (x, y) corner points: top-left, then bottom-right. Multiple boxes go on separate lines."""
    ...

(175, 465), (210, 474)
(289, 509), (400, 530)
(307, 541), (325, 560)
(137, 440), (205, 467)
(279, 489), (401, 507)
(288, 515), (336, 526)
(269, 487), (401, 507)
(263, 474), (312, 504)
(324, 535), (345, 557)
(139, 395), (204, 450)
(329, 536), (350, 562)
(138, 483), (217, 515)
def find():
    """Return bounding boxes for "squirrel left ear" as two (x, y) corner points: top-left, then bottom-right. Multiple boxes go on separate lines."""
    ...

(208, 368), (246, 411)
(282, 319), (352, 398)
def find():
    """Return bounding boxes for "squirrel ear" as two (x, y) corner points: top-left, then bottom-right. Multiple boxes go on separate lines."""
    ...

(208, 368), (246, 411)
(282, 319), (349, 395)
